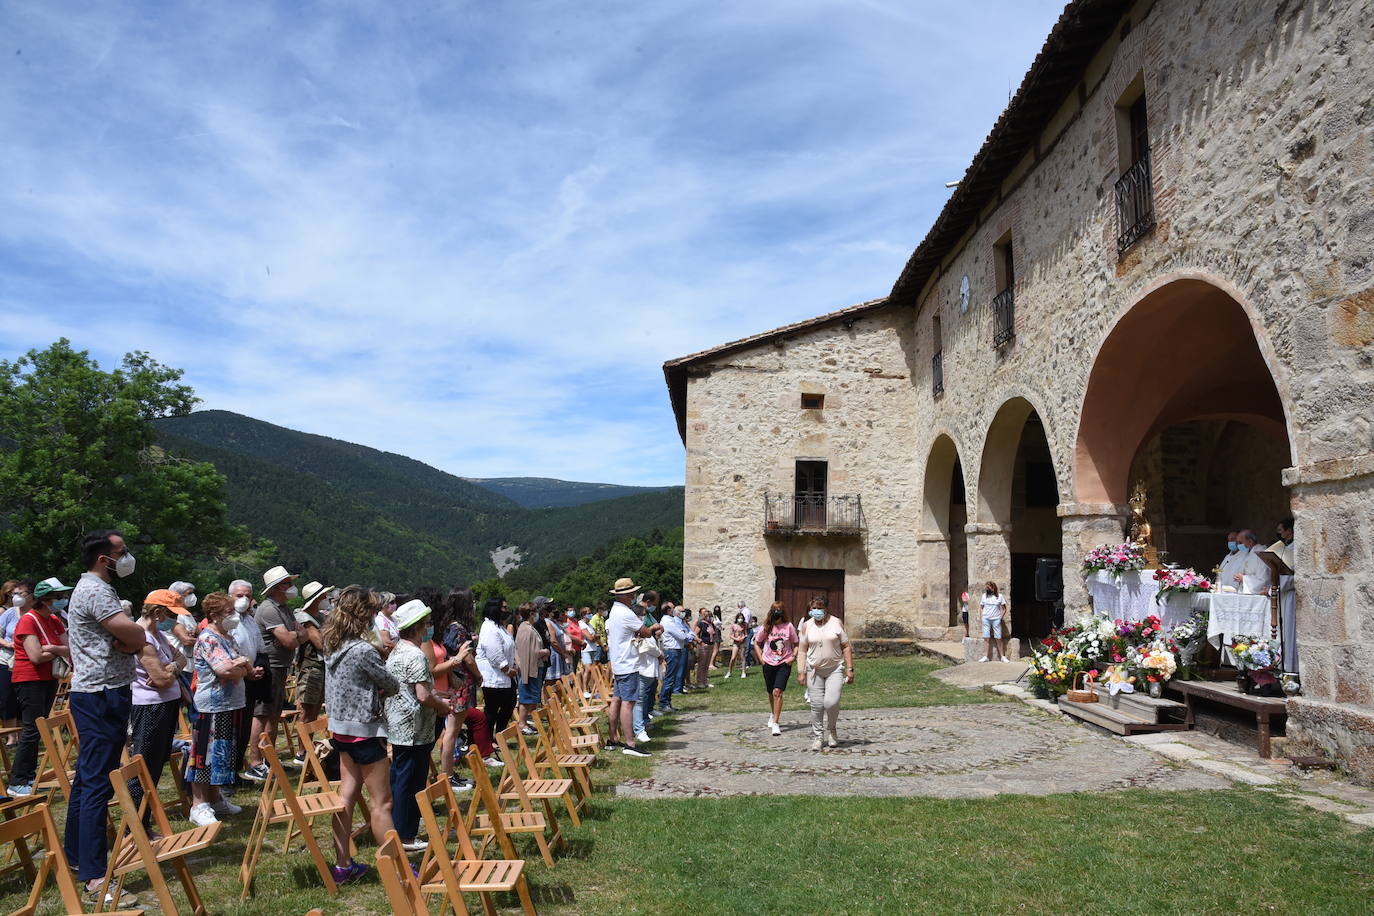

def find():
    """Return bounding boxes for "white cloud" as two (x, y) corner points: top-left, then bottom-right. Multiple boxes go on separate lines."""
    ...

(0, 0), (1065, 484)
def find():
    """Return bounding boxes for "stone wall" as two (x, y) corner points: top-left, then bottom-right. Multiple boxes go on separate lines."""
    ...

(681, 309), (921, 632)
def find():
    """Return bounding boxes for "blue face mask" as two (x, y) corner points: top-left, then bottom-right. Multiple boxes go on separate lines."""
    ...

(1236, 543), (1249, 554)
(1227, 541), (1237, 552)
(51, 599), (68, 612)
(425, 625), (435, 642)
(808, 608), (825, 621)
(157, 618), (176, 632)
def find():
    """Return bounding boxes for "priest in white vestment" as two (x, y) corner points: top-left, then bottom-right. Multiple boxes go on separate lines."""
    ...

(1217, 530), (1244, 589)
(1234, 529), (1272, 595)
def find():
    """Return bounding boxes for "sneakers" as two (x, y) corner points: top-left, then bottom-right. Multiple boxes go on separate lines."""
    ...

(741, 672), (747, 678)
(660, 705), (676, 713)
(448, 775), (474, 792)
(647, 709), (663, 720)
(7, 783), (32, 797)
(810, 738), (823, 751)
(84, 885), (139, 908)
(211, 797), (242, 817)
(481, 755), (505, 768)
(240, 763), (269, 783)
(582, 691), (593, 699)
(519, 725), (537, 736)
(605, 739), (623, 750)
(621, 746), (651, 758)
(826, 731), (839, 748)
(189, 803), (219, 827)
(770, 722), (782, 736)
(330, 861), (369, 886)
(978, 656), (990, 663)
(634, 730), (650, 744)
(724, 673), (731, 679)
(401, 838), (428, 853)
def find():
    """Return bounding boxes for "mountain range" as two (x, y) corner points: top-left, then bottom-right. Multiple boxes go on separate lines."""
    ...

(153, 410), (683, 591)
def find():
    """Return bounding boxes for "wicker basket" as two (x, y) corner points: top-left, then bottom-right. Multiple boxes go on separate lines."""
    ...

(1066, 671), (1099, 704)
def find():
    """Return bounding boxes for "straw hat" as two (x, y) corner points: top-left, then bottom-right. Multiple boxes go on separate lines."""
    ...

(609, 577), (641, 596)
(394, 599), (432, 631)
(299, 581), (333, 612)
(261, 565), (297, 594)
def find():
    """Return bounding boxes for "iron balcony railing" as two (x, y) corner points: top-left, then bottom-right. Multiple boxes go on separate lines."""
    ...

(1115, 149), (1156, 256)
(992, 287), (1015, 348)
(932, 349), (944, 395)
(764, 493), (866, 536)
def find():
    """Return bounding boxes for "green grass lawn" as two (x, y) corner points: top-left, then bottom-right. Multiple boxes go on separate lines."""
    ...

(3, 657), (1371, 914)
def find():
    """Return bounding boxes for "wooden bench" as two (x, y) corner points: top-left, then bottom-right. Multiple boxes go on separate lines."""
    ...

(1169, 679), (1287, 758)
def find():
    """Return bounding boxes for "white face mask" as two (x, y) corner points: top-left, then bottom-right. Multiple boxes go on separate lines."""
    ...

(9, 594), (23, 608)
(223, 613), (242, 630)
(182, 593), (197, 609)
(110, 552), (136, 578)
(284, 585), (299, 600)
(234, 596), (251, 614)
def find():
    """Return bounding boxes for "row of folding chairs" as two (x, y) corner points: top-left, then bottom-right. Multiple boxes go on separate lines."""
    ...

(373, 665), (616, 915)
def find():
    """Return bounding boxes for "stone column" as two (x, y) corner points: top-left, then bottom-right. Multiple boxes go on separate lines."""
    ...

(1057, 503), (1128, 612)
(915, 533), (951, 631)
(1282, 460), (1374, 784)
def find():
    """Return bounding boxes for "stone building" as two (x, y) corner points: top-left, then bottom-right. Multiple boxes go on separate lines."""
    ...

(664, 0), (1374, 779)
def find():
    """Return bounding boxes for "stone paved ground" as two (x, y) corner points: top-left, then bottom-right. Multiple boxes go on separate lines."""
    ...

(615, 702), (1227, 799)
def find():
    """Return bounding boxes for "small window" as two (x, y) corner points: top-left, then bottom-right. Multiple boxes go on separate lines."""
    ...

(801, 393), (824, 410)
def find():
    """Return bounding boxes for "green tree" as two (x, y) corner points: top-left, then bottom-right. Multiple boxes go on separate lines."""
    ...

(0, 339), (267, 595)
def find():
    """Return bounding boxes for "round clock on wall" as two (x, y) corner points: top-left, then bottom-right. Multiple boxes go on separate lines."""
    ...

(958, 274), (971, 314)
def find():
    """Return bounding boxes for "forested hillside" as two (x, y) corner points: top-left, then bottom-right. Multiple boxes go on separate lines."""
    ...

(154, 410), (683, 591)
(466, 476), (675, 508)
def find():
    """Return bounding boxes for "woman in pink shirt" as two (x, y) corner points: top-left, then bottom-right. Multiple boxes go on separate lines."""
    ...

(753, 603), (798, 736)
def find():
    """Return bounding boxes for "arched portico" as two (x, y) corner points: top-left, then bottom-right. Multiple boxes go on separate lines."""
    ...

(917, 434), (968, 631)
(973, 397), (1063, 641)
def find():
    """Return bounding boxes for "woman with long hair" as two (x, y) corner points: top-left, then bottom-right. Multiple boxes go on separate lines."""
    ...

(978, 581), (1009, 663)
(692, 608), (715, 689)
(322, 586), (400, 885)
(753, 602), (798, 736)
(475, 596), (517, 733)
(726, 611), (746, 679)
(513, 603), (548, 735)
(797, 596), (854, 751)
(710, 606), (724, 668)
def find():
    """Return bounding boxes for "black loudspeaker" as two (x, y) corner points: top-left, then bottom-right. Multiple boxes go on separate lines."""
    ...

(1035, 557), (1063, 602)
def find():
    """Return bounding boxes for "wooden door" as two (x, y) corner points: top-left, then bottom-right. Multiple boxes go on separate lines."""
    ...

(774, 567), (845, 626)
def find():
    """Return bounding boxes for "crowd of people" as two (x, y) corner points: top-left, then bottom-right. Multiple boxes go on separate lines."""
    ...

(0, 528), (858, 907)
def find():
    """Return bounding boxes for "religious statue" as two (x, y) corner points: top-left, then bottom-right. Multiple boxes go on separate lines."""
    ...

(1127, 482), (1160, 566)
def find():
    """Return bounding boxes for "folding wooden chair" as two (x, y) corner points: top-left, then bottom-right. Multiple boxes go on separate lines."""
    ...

(0, 803), (141, 916)
(560, 673), (606, 713)
(51, 675), (72, 712)
(239, 735), (343, 900)
(416, 778), (535, 915)
(544, 699), (600, 754)
(531, 710), (593, 803)
(465, 747), (556, 868)
(495, 724), (578, 831)
(100, 754), (221, 916)
(376, 829), (433, 915)
(34, 710), (79, 798)
(512, 717), (585, 823)
(284, 716), (369, 854)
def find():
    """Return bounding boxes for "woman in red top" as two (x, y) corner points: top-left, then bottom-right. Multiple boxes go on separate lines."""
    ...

(8, 578), (71, 794)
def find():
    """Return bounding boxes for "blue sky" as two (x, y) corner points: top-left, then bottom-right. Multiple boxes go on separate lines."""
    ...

(2, 0), (1065, 486)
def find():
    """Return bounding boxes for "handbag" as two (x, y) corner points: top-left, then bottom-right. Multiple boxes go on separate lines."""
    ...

(25, 613), (69, 680)
(632, 637), (663, 660)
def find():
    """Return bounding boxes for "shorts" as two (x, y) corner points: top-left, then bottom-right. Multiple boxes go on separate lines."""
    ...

(612, 672), (638, 701)
(252, 666), (288, 718)
(297, 664), (324, 707)
(331, 736), (388, 766)
(981, 617), (1003, 639)
(762, 663), (792, 693)
(960, 609), (969, 624)
(580, 647), (596, 666)
(517, 676), (543, 706)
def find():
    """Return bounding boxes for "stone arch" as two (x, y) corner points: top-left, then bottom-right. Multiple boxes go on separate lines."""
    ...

(976, 395), (1058, 526)
(916, 432), (969, 632)
(1073, 276), (1294, 506)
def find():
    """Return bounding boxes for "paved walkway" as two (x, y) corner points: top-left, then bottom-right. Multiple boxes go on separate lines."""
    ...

(615, 702), (1226, 799)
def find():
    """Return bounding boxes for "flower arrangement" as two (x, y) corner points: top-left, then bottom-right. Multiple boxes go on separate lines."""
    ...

(1231, 636), (1280, 673)
(1100, 664), (1136, 695)
(1081, 542), (1148, 578)
(1130, 643), (1178, 683)
(1153, 567), (1213, 604)
(1169, 609), (1208, 677)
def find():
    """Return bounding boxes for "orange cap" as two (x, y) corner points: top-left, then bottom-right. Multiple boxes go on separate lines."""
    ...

(142, 588), (185, 611)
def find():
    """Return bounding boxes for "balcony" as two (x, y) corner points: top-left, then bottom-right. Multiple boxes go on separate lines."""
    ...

(932, 349), (944, 396)
(1115, 149), (1156, 257)
(992, 287), (1015, 349)
(764, 493), (866, 537)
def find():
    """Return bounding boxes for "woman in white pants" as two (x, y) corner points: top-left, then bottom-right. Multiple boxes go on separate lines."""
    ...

(796, 596), (854, 751)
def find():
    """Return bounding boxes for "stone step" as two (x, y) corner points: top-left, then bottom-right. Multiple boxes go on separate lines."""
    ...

(1091, 684), (1186, 721)
(1058, 697), (1189, 736)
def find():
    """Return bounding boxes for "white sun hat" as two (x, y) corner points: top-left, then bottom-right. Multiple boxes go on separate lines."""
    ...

(261, 565), (298, 594)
